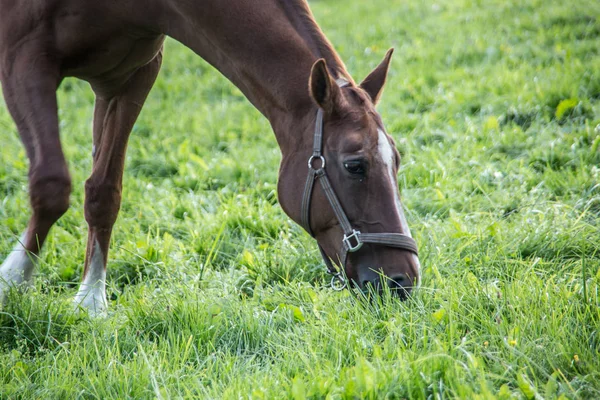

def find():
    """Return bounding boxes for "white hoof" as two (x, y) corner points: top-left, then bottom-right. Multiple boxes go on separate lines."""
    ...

(73, 240), (108, 316)
(0, 234), (36, 304)
(73, 286), (108, 316)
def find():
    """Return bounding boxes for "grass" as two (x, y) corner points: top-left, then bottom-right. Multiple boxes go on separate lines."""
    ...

(1, 0), (599, 398)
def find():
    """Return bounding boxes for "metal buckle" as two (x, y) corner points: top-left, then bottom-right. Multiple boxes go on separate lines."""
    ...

(330, 272), (347, 291)
(308, 155), (325, 170)
(343, 230), (363, 252)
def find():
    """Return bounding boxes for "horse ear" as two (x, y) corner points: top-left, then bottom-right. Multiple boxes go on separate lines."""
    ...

(359, 48), (394, 105)
(309, 58), (341, 114)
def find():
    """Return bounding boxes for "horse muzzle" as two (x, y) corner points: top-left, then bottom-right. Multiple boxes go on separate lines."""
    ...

(352, 249), (420, 299)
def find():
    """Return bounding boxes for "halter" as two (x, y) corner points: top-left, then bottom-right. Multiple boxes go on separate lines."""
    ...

(301, 108), (419, 290)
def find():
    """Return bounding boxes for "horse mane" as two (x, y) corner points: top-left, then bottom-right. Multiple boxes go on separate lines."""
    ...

(278, 0), (355, 85)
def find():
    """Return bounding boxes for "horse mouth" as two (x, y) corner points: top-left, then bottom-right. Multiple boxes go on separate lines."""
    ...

(353, 272), (415, 300)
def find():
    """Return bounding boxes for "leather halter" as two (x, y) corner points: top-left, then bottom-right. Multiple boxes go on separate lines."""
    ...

(301, 108), (419, 290)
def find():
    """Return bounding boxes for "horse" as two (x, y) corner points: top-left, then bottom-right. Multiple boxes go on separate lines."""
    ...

(0, 0), (420, 314)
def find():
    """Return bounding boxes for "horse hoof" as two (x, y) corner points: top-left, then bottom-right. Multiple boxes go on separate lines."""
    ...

(73, 292), (108, 317)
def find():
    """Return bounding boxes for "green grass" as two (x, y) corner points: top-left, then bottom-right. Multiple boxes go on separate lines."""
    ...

(1, 0), (599, 398)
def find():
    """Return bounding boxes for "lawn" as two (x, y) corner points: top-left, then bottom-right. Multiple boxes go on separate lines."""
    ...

(1, 0), (599, 398)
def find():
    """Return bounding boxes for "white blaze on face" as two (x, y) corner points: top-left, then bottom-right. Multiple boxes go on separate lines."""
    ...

(74, 240), (107, 315)
(377, 129), (421, 283)
(0, 233), (36, 302)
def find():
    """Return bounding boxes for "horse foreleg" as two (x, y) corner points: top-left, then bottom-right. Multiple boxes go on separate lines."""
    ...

(74, 53), (162, 314)
(0, 51), (67, 303)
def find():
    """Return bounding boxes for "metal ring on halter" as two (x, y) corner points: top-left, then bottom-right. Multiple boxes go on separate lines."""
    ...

(330, 272), (347, 291)
(308, 155), (325, 170)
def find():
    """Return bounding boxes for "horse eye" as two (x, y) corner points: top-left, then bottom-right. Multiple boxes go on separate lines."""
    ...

(344, 160), (366, 175)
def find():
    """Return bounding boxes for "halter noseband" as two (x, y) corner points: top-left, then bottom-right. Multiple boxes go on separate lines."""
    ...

(300, 108), (419, 290)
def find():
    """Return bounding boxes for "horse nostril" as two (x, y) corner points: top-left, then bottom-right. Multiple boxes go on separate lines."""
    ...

(388, 273), (411, 289)
(361, 279), (382, 291)
(387, 274), (413, 299)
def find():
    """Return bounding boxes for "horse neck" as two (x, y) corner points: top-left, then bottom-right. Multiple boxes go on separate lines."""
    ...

(158, 0), (351, 151)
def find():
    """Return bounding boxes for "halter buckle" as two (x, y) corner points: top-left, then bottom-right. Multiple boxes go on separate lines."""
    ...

(343, 230), (363, 252)
(308, 155), (325, 171)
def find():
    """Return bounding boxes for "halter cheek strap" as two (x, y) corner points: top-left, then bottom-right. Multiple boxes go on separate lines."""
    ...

(300, 108), (419, 290)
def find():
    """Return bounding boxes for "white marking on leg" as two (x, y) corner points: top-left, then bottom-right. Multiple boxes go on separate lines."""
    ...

(74, 240), (107, 315)
(378, 129), (421, 284)
(0, 233), (36, 303)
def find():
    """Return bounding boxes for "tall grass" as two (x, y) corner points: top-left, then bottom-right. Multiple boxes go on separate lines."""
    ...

(1, 0), (599, 398)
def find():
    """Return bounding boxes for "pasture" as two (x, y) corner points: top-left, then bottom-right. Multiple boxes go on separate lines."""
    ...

(1, 0), (599, 398)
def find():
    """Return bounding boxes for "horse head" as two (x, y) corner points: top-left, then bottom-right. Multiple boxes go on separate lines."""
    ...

(278, 50), (421, 297)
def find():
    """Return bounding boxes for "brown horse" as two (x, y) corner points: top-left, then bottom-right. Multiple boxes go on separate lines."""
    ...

(0, 0), (420, 314)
